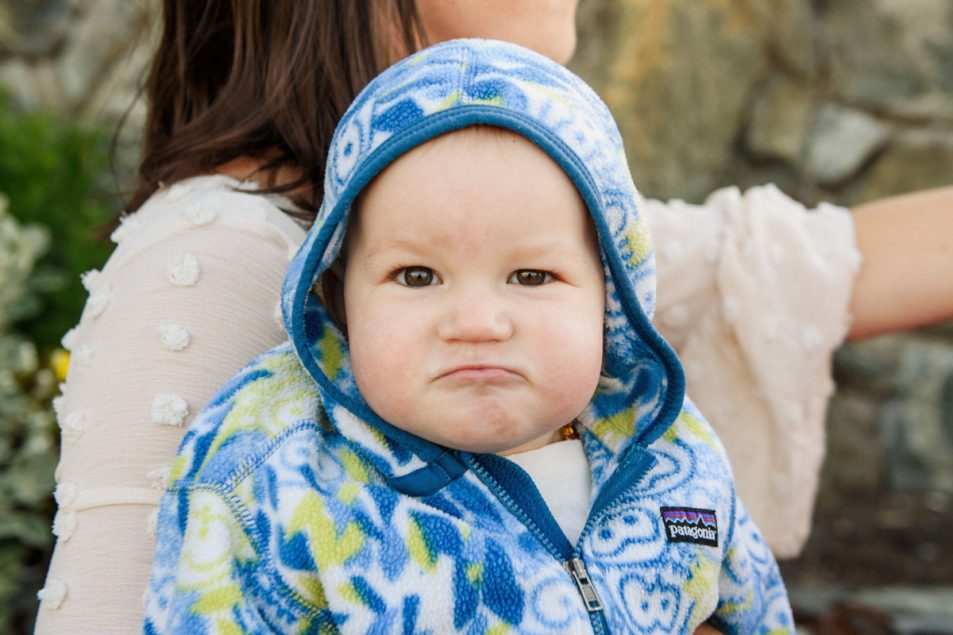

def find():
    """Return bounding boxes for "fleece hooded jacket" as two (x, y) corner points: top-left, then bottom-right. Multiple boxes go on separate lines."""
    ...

(144, 39), (794, 634)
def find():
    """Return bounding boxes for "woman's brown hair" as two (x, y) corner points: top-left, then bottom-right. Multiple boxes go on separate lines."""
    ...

(124, 0), (424, 221)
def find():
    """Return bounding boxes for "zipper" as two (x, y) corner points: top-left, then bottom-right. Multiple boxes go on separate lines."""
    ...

(464, 455), (614, 633)
(564, 557), (604, 612)
(464, 444), (659, 634)
(569, 447), (657, 634)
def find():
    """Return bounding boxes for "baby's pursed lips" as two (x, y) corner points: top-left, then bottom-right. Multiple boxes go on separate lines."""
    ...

(432, 364), (524, 382)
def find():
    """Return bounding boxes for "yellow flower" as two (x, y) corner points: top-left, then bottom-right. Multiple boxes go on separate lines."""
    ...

(50, 349), (70, 382)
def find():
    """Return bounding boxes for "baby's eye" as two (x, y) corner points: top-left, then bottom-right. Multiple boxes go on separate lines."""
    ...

(509, 269), (552, 286)
(396, 266), (440, 287)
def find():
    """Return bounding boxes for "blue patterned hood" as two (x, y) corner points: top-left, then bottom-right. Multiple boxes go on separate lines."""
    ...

(281, 38), (685, 496)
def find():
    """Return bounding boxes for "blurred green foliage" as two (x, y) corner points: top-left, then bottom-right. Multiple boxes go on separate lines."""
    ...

(0, 196), (61, 632)
(0, 89), (116, 347)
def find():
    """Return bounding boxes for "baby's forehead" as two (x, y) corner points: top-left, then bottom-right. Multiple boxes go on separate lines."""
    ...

(343, 125), (598, 261)
(352, 126), (584, 217)
(367, 125), (578, 202)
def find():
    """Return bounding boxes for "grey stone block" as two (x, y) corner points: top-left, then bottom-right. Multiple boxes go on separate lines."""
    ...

(823, 0), (953, 122)
(806, 104), (891, 185)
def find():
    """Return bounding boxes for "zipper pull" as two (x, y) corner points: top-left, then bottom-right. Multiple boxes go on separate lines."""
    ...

(564, 557), (604, 612)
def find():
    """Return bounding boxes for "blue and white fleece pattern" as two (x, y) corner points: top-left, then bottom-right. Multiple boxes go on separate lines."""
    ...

(144, 39), (793, 634)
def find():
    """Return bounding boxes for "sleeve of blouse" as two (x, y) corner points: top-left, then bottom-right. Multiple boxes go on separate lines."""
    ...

(33, 182), (307, 634)
(644, 184), (862, 558)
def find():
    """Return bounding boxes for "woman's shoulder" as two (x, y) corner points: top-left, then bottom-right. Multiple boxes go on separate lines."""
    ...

(108, 174), (309, 264)
(57, 175), (311, 432)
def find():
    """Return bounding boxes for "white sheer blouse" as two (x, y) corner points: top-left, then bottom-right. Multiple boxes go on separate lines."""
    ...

(33, 176), (860, 633)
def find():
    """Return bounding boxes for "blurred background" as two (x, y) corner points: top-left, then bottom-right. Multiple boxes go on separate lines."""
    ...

(0, 0), (950, 633)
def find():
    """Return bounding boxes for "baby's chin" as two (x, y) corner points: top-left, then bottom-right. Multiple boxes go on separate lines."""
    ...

(370, 398), (578, 455)
(407, 419), (565, 456)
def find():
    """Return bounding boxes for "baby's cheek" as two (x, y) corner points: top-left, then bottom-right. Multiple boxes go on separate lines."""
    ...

(547, 362), (601, 416)
(545, 319), (604, 411)
(346, 327), (387, 397)
(348, 321), (424, 420)
(348, 311), (402, 367)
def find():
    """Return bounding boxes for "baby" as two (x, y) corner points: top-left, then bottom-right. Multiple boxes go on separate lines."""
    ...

(145, 39), (793, 634)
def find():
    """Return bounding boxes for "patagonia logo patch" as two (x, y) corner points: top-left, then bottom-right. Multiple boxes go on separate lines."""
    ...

(660, 507), (718, 547)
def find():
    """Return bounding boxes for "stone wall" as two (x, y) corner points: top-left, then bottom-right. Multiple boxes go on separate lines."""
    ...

(573, 0), (953, 207)
(572, 0), (953, 586)
(1, 0), (951, 586)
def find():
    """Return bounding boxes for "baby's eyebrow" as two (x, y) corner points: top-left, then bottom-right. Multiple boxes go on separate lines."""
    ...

(514, 241), (595, 264)
(362, 236), (430, 258)
(359, 234), (595, 266)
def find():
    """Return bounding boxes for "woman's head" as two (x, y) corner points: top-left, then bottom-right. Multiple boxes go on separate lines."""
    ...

(127, 1), (580, 220)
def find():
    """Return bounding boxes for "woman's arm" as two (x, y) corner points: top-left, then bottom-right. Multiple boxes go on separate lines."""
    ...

(34, 180), (306, 633)
(848, 186), (953, 340)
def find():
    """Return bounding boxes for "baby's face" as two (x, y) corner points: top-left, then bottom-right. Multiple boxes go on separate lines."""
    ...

(343, 129), (604, 455)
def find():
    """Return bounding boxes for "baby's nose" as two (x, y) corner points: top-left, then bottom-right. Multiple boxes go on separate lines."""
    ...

(436, 295), (514, 343)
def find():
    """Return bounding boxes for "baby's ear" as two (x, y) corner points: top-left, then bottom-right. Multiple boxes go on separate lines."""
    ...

(321, 260), (348, 333)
